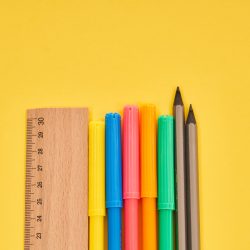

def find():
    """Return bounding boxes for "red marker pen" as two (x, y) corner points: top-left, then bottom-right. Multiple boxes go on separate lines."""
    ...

(123, 106), (140, 250)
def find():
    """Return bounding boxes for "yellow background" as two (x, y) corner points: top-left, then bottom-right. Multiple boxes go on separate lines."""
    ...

(0, 1), (250, 249)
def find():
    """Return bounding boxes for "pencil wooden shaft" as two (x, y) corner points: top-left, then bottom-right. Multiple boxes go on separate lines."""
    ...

(174, 105), (187, 250)
(186, 123), (200, 250)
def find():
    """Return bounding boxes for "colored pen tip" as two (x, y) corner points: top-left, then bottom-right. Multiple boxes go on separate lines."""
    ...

(174, 86), (183, 106)
(186, 104), (196, 124)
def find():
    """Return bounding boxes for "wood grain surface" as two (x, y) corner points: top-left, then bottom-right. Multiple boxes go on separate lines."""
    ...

(24, 108), (88, 250)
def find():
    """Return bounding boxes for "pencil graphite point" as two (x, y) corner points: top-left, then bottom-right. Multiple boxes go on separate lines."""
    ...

(187, 105), (196, 124)
(189, 104), (193, 112)
(174, 86), (184, 106)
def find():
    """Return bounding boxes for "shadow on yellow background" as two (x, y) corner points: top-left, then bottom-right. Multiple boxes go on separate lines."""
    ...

(0, 1), (250, 249)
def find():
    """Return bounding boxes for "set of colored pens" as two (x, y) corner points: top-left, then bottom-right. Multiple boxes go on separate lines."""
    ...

(88, 87), (200, 250)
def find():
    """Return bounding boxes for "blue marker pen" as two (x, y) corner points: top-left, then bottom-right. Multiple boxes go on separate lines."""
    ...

(105, 113), (123, 250)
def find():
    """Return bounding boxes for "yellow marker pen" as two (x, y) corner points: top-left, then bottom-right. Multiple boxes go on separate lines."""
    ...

(89, 121), (105, 250)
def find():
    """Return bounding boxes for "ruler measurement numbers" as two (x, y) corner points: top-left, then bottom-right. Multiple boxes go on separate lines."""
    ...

(24, 108), (89, 250)
(25, 116), (45, 249)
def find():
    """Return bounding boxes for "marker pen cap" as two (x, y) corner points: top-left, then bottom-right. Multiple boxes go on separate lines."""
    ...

(123, 106), (140, 199)
(89, 121), (106, 216)
(158, 116), (175, 210)
(105, 113), (123, 208)
(140, 104), (157, 198)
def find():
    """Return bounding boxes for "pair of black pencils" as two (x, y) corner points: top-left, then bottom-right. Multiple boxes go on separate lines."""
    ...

(174, 87), (200, 250)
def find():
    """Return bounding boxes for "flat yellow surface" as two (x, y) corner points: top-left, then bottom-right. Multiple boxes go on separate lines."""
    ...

(0, 1), (250, 249)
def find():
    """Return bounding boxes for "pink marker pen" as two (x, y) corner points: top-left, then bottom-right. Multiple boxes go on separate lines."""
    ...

(123, 106), (140, 250)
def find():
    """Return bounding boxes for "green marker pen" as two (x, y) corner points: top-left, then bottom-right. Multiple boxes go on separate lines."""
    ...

(158, 115), (175, 250)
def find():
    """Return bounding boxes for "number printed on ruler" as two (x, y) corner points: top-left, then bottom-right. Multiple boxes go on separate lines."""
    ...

(24, 108), (89, 250)
(25, 116), (45, 249)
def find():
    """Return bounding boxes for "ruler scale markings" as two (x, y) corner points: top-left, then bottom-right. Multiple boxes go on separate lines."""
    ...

(25, 114), (43, 250)
(24, 109), (88, 250)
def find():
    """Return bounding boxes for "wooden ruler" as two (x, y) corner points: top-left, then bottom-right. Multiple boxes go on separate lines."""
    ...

(24, 108), (88, 250)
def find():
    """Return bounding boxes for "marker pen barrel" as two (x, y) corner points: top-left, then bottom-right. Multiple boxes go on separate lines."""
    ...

(123, 106), (140, 250)
(140, 104), (157, 250)
(141, 197), (157, 249)
(89, 121), (105, 250)
(158, 116), (175, 250)
(89, 217), (105, 250)
(105, 113), (123, 250)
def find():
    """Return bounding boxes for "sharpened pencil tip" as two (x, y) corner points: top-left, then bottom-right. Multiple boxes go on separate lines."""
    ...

(187, 104), (196, 124)
(189, 104), (193, 112)
(174, 86), (183, 106)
